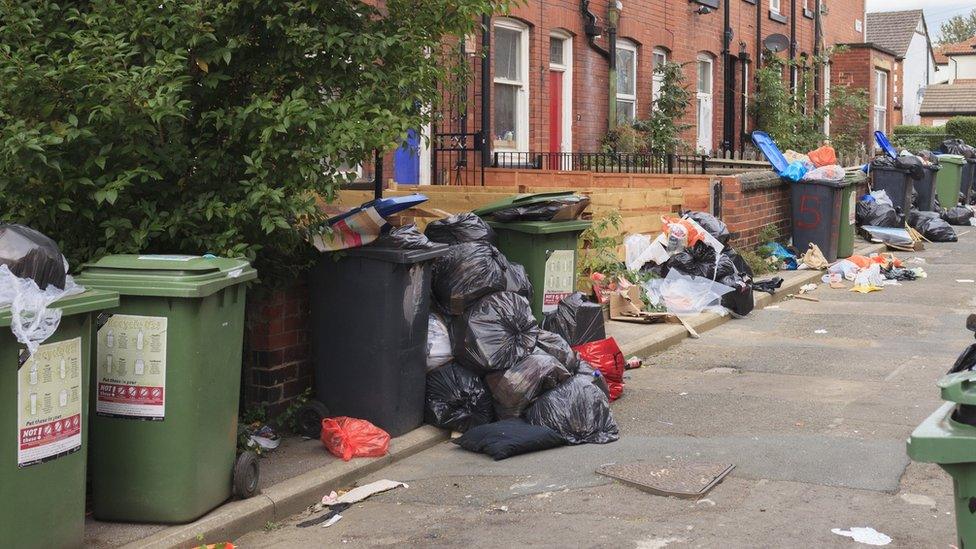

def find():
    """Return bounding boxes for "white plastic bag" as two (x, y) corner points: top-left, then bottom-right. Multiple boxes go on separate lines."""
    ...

(624, 234), (670, 271)
(870, 190), (893, 208)
(828, 259), (860, 281)
(802, 164), (845, 182)
(426, 313), (453, 372)
(0, 264), (83, 355)
(643, 269), (734, 316)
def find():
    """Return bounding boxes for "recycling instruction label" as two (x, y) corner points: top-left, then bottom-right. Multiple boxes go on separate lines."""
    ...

(96, 314), (167, 420)
(18, 337), (83, 468)
(543, 249), (575, 313)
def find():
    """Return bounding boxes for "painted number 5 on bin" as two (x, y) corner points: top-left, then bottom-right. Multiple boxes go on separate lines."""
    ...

(96, 314), (167, 420)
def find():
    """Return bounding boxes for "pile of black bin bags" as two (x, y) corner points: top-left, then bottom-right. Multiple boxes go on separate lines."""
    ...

(645, 212), (759, 318)
(421, 213), (618, 460)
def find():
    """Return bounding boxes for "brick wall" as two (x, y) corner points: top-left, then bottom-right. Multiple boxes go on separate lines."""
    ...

(243, 284), (312, 417)
(830, 43), (897, 152)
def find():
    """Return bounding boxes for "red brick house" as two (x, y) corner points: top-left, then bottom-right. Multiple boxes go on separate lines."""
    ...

(380, 0), (867, 186)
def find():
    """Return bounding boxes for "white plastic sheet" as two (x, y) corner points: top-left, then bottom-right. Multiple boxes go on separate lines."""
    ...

(643, 269), (734, 316)
(0, 264), (83, 355)
(624, 234), (670, 272)
(426, 313), (453, 372)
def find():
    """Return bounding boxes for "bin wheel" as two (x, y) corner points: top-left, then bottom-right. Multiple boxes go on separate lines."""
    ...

(296, 400), (330, 439)
(233, 451), (260, 499)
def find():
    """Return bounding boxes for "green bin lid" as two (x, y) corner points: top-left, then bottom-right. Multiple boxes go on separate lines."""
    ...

(486, 219), (591, 235)
(936, 154), (966, 165)
(938, 370), (976, 405)
(472, 191), (579, 216)
(0, 289), (119, 328)
(76, 254), (257, 298)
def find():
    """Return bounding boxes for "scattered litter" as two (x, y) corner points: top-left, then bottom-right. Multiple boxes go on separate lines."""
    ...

(321, 514), (343, 528)
(830, 527), (892, 546)
(626, 357), (644, 370)
(801, 243), (829, 270)
(596, 462), (735, 499)
(764, 305), (780, 309)
(697, 498), (716, 506)
(815, 329), (828, 334)
(907, 257), (925, 264)
(243, 423), (281, 453)
(679, 392), (689, 396)
(899, 493), (936, 507)
(330, 480), (408, 505)
(799, 283), (818, 294)
(794, 294), (820, 302)
(957, 280), (975, 284)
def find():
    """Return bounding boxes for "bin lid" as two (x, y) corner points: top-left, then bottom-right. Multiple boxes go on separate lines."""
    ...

(873, 131), (898, 159)
(76, 254), (257, 298)
(486, 219), (591, 235)
(0, 289), (119, 328)
(750, 131), (788, 175)
(938, 370), (976, 406)
(341, 242), (450, 264)
(471, 191), (579, 217)
(328, 194), (429, 225)
(936, 154), (966, 165)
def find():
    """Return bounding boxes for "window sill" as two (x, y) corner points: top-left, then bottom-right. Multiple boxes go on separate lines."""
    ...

(693, 0), (720, 8)
(769, 11), (787, 24)
(742, 0), (757, 4)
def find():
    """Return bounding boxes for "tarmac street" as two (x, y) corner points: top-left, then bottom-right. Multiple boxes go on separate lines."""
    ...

(236, 232), (976, 548)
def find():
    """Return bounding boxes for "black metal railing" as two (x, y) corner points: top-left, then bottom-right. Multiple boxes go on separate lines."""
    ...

(492, 151), (707, 174)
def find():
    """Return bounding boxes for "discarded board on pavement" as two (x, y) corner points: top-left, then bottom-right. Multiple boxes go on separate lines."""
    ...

(596, 461), (735, 499)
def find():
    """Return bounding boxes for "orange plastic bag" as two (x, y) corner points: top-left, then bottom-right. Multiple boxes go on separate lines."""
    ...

(661, 216), (707, 248)
(320, 417), (391, 461)
(846, 255), (872, 269)
(807, 145), (837, 168)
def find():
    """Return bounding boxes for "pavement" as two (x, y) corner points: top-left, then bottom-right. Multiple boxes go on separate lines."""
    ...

(232, 230), (976, 548)
(94, 231), (976, 548)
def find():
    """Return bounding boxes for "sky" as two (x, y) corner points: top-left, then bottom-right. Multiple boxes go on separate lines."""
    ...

(865, 0), (975, 42)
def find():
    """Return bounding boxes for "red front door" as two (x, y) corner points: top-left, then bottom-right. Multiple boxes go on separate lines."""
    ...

(549, 70), (563, 168)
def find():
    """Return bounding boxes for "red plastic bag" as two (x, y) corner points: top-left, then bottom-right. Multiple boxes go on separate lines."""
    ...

(573, 337), (625, 401)
(320, 417), (391, 461)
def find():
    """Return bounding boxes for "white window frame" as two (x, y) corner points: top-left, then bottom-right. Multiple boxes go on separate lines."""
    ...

(616, 39), (638, 125)
(874, 69), (888, 134)
(493, 19), (530, 152)
(549, 31), (573, 154)
(696, 54), (715, 154)
(770, 0), (782, 14)
(652, 47), (668, 104)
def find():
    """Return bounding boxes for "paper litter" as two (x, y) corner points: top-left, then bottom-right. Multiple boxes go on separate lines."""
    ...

(830, 526), (892, 546)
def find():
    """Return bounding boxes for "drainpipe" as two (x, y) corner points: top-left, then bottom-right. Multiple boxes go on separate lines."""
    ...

(721, 0), (733, 153)
(740, 51), (750, 152)
(813, 0), (822, 110)
(480, 14), (491, 168)
(607, 3), (620, 131)
(754, 0), (762, 130)
(580, 1), (613, 133)
(789, 0), (797, 91)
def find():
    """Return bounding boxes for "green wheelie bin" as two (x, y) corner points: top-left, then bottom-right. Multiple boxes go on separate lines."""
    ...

(936, 154), (966, 207)
(473, 193), (590, 322)
(0, 290), (118, 548)
(76, 255), (257, 523)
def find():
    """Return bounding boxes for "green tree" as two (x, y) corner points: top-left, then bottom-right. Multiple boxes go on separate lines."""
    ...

(635, 61), (693, 157)
(751, 50), (868, 158)
(0, 0), (515, 286)
(939, 9), (976, 44)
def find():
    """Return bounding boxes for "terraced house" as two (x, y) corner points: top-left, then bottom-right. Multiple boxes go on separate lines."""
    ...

(381, 0), (870, 187)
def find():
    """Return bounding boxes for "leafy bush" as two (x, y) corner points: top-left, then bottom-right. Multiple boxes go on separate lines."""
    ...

(0, 1), (514, 287)
(634, 61), (692, 157)
(751, 50), (868, 158)
(892, 125), (950, 151)
(946, 117), (976, 147)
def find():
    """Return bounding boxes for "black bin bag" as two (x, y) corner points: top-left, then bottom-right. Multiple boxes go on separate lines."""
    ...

(424, 362), (494, 432)
(452, 418), (565, 460)
(504, 260), (532, 301)
(856, 198), (901, 227)
(909, 210), (958, 242)
(943, 206), (974, 226)
(685, 211), (731, 245)
(424, 213), (496, 245)
(0, 224), (67, 290)
(534, 329), (580, 373)
(485, 351), (571, 419)
(524, 374), (619, 445)
(372, 224), (437, 250)
(452, 291), (539, 374)
(541, 292), (606, 346)
(431, 242), (510, 315)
